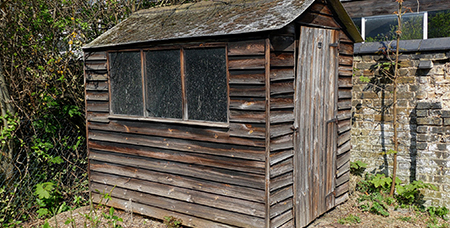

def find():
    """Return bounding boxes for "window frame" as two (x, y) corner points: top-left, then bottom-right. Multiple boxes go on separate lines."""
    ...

(107, 44), (230, 127)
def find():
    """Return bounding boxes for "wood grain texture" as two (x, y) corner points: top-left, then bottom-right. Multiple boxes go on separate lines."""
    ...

(88, 130), (265, 161)
(90, 161), (265, 202)
(91, 172), (265, 217)
(91, 194), (235, 228)
(228, 40), (265, 56)
(91, 183), (265, 227)
(89, 150), (265, 189)
(89, 140), (265, 174)
(270, 209), (293, 228)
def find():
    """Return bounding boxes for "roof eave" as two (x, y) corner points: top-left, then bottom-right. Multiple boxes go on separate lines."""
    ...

(328, 0), (363, 43)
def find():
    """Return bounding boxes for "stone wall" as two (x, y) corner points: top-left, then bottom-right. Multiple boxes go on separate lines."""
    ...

(351, 38), (450, 206)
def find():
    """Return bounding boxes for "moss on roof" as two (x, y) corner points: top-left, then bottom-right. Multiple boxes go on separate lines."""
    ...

(85, 0), (361, 49)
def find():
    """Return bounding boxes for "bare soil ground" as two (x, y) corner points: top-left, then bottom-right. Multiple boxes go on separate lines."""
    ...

(24, 176), (449, 228)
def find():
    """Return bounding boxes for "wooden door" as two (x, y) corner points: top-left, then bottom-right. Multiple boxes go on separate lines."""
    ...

(294, 26), (338, 227)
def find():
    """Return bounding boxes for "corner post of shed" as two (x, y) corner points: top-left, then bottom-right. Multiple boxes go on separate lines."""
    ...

(264, 37), (271, 228)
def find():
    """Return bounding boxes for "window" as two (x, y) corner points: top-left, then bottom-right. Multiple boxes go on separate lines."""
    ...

(109, 51), (143, 116)
(353, 9), (450, 42)
(108, 47), (228, 123)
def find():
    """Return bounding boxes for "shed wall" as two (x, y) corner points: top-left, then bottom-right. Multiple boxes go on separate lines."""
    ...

(84, 42), (270, 227)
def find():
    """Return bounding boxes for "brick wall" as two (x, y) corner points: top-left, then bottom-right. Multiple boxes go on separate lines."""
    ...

(351, 39), (450, 206)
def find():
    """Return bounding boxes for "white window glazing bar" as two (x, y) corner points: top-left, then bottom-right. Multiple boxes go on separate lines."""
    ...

(423, 11), (428, 40)
(361, 17), (366, 42)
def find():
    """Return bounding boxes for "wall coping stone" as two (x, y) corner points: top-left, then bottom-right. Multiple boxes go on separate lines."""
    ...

(354, 37), (450, 55)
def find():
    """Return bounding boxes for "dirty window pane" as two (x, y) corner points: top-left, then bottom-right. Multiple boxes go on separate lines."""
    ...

(145, 50), (182, 119)
(428, 10), (450, 38)
(109, 52), (143, 116)
(185, 48), (227, 122)
(365, 13), (423, 42)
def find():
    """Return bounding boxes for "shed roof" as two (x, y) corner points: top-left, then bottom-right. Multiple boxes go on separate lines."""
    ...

(84, 0), (362, 49)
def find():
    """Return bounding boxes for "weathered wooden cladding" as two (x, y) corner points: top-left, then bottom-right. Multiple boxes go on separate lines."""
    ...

(268, 32), (296, 228)
(83, 0), (358, 224)
(91, 183), (265, 227)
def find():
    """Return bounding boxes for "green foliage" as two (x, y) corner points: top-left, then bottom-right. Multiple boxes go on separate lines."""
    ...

(428, 10), (450, 39)
(338, 214), (361, 224)
(355, 173), (439, 218)
(428, 206), (449, 221)
(34, 182), (70, 218)
(350, 160), (367, 176)
(103, 207), (124, 228)
(164, 216), (183, 228)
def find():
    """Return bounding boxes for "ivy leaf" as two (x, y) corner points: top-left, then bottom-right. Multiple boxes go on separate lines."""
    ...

(35, 182), (54, 199)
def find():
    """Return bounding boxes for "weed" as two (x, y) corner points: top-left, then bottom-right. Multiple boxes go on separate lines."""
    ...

(338, 214), (361, 224)
(350, 160), (367, 176)
(398, 216), (412, 222)
(164, 216), (183, 228)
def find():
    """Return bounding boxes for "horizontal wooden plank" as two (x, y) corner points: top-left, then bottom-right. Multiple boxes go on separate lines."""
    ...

(229, 85), (265, 97)
(86, 101), (109, 112)
(85, 51), (107, 61)
(338, 77), (352, 88)
(339, 55), (353, 66)
(270, 198), (293, 219)
(270, 68), (295, 81)
(309, 2), (333, 15)
(230, 110), (265, 123)
(91, 193), (235, 228)
(90, 162), (265, 202)
(228, 40), (265, 56)
(339, 42), (354, 56)
(86, 81), (108, 91)
(89, 119), (265, 148)
(88, 130), (265, 161)
(270, 111), (294, 124)
(335, 192), (349, 205)
(339, 66), (353, 77)
(270, 53), (295, 67)
(271, 209), (293, 228)
(337, 140), (351, 156)
(90, 150), (266, 189)
(278, 219), (294, 228)
(85, 62), (107, 71)
(338, 99), (352, 110)
(230, 99), (265, 111)
(91, 172), (265, 217)
(298, 11), (340, 29)
(270, 173), (293, 192)
(338, 131), (351, 147)
(86, 91), (109, 101)
(271, 97), (294, 110)
(89, 140), (265, 174)
(337, 109), (351, 121)
(335, 180), (349, 197)
(270, 158), (293, 178)
(228, 57), (265, 70)
(270, 36), (295, 52)
(337, 161), (350, 179)
(229, 71), (265, 84)
(338, 89), (352, 99)
(271, 81), (294, 95)
(270, 149), (294, 166)
(270, 135), (293, 152)
(270, 186), (293, 206)
(271, 123), (293, 138)
(338, 119), (351, 134)
(339, 30), (352, 43)
(91, 184), (265, 228)
(229, 123), (265, 139)
(336, 151), (351, 170)
(87, 112), (109, 123)
(85, 72), (108, 81)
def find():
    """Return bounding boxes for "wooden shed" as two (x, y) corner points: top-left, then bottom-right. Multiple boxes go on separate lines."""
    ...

(82, 0), (362, 227)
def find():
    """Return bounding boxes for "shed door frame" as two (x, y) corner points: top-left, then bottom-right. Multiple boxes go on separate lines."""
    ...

(293, 26), (339, 227)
